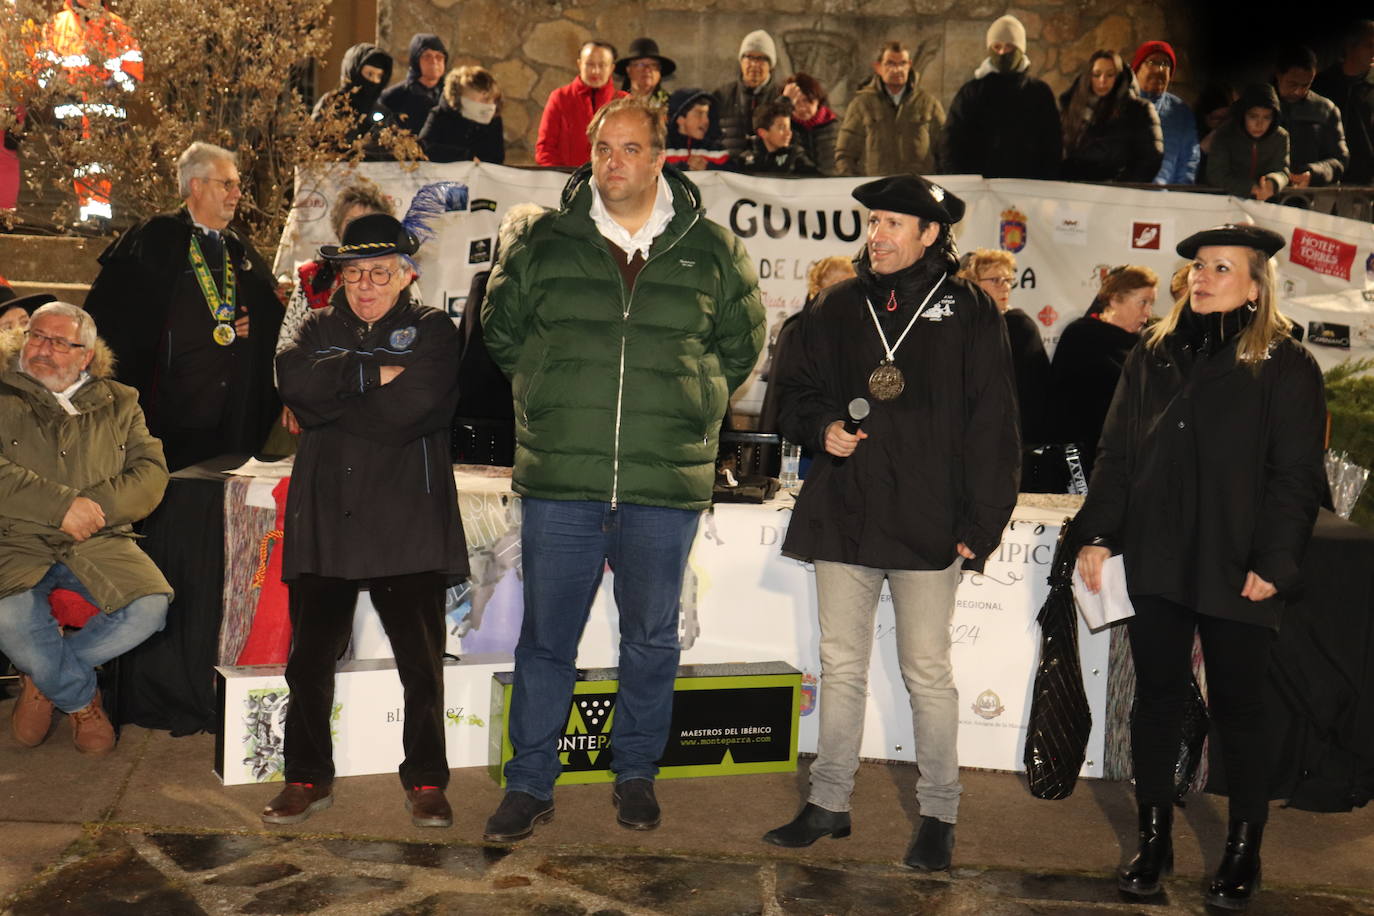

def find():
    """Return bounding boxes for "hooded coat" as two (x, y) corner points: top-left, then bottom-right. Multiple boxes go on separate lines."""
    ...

(1205, 84), (1290, 198)
(939, 59), (1061, 178)
(1059, 66), (1163, 182)
(778, 248), (1020, 572)
(380, 33), (448, 136)
(311, 42), (395, 155)
(0, 329), (172, 612)
(1072, 308), (1327, 629)
(275, 288), (468, 581)
(482, 165), (765, 511)
(835, 72), (945, 177)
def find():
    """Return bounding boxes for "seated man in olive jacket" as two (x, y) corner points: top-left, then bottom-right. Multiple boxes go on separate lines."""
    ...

(481, 97), (764, 842)
(0, 302), (172, 756)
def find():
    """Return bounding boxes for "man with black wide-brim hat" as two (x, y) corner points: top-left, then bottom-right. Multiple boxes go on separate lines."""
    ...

(766, 175), (1019, 871)
(616, 37), (676, 108)
(265, 213), (468, 831)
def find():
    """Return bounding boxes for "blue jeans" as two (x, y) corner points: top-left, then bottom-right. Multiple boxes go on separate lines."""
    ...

(0, 563), (169, 712)
(504, 498), (700, 799)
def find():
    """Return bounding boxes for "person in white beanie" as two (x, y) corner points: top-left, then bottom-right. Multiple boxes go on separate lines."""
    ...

(938, 14), (1061, 178)
(713, 29), (780, 158)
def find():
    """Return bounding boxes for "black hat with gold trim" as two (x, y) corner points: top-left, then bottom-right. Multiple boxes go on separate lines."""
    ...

(319, 213), (419, 260)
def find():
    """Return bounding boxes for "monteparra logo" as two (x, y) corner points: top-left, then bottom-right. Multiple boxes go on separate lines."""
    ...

(971, 688), (1005, 720)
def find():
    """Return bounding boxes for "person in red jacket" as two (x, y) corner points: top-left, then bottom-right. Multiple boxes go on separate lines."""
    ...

(535, 40), (626, 167)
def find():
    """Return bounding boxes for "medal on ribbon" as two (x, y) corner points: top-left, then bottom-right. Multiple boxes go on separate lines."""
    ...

(865, 277), (945, 402)
(188, 234), (238, 347)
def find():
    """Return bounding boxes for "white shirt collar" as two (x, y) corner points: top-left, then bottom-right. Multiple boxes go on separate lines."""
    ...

(52, 372), (91, 416)
(588, 174), (675, 260)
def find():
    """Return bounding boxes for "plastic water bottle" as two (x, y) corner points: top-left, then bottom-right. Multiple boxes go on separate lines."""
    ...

(780, 440), (801, 491)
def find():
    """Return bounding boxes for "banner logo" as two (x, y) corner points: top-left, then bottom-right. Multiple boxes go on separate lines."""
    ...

(291, 188), (327, 222)
(999, 208), (1027, 253)
(971, 688), (1005, 720)
(1037, 305), (1058, 327)
(1131, 222), (1161, 249)
(1308, 321), (1351, 348)
(1053, 207), (1088, 246)
(468, 238), (492, 264)
(1290, 228), (1355, 280)
(1366, 252), (1374, 282)
(800, 672), (818, 716)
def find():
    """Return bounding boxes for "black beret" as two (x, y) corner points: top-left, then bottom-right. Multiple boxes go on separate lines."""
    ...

(852, 175), (965, 225)
(0, 292), (58, 317)
(1176, 223), (1285, 260)
(319, 213), (419, 260)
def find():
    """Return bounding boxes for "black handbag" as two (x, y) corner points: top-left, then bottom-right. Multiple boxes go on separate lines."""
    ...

(1024, 520), (1094, 799)
(1172, 674), (1210, 801)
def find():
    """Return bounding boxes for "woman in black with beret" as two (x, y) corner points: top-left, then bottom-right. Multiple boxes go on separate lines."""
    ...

(1075, 224), (1327, 911)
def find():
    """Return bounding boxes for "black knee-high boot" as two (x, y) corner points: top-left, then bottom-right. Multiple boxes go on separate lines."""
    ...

(1118, 804), (1173, 896)
(1206, 820), (1263, 910)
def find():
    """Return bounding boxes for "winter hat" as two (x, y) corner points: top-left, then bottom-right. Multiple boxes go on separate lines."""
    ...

(738, 30), (777, 66)
(986, 15), (1026, 53)
(1131, 40), (1176, 73)
(1176, 223), (1284, 260)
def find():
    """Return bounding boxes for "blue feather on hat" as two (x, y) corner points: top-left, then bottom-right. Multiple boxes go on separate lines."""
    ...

(402, 181), (469, 247)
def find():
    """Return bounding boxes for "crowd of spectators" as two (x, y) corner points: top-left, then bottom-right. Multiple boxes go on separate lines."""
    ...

(290, 15), (1374, 198)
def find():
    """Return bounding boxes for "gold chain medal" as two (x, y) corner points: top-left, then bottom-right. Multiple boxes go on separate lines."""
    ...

(864, 276), (946, 403)
(867, 360), (905, 401)
(188, 234), (238, 347)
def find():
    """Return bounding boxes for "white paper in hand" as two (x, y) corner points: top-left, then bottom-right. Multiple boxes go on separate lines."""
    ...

(1072, 553), (1136, 630)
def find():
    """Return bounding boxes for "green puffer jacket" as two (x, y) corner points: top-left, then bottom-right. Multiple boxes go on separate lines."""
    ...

(483, 165), (765, 511)
(0, 330), (172, 612)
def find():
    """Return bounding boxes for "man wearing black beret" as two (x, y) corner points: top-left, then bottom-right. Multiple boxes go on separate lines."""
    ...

(766, 175), (1020, 870)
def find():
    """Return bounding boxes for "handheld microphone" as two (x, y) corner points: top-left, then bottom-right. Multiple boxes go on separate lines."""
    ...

(843, 397), (871, 435)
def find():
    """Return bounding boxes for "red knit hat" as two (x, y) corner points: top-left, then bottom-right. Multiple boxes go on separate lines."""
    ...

(1132, 40), (1176, 73)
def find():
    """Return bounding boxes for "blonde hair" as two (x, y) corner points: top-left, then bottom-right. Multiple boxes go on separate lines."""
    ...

(956, 248), (1016, 283)
(806, 255), (855, 298)
(1145, 249), (1293, 364)
(443, 65), (501, 108)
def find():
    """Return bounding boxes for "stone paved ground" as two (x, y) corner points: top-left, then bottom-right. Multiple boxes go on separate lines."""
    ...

(5, 826), (1374, 915)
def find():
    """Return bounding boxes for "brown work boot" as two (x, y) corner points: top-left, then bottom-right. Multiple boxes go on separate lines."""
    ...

(405, 785), (453, 828)
(261, 782), (334, 825)
(69, 690), (115, 755)
(10, 674), (56, 747)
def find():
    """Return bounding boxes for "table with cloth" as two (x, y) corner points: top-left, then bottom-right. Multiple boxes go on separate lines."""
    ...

(117, 458), (1374, 810)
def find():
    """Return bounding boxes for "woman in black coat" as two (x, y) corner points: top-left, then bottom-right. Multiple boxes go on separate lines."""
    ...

(419, 66), (505, 164)
(1075, 225), (1327, 911)
(1048, 265), (1158, 481)
(1059, 50), (1164, 182)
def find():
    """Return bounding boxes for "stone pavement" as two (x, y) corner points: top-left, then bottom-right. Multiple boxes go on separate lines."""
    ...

(3, 725), (1373, 915)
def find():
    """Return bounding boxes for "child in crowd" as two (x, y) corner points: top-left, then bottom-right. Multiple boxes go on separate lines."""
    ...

(732, 99), (818, 175)
(420, 65), (505, 164)
(664, 89), (729, 170)
(1204, 83), (1289, 200)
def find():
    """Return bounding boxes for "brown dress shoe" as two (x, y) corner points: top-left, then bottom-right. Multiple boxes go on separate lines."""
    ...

(405, 785), (453, 828)
(261, 782), (334, 825)
(10, 675), (56, 747)
(69, 690), (115, 755)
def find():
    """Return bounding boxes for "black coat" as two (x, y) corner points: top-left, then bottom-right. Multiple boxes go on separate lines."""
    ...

(1048, 314), (1139, 476)
(778, 253), (1020, 572)
(1004, 308), (1050, 444)
(730, 136), (818, 175)
(419, 102), (505, 164)
(1073, 311), (1327, 628)
(713, 76), (776, 159)
(83, 208), (283, 466)
(276, 289), (468, 581)
(1059, 71), (1164, 182)
(939, 69), (1062, 178)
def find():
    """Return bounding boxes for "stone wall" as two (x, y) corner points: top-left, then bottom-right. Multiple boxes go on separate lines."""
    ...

(378, 0), (1194, 166)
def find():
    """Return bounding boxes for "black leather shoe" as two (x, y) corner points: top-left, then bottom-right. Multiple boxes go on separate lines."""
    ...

(1206, 820), (1263, 910)
(483, 790), (555, 842)
(904, 816), (955, 871)
(762, 803), (852, 848)
(612, 778), (661, 830)
(1118, 804), (1173, 897)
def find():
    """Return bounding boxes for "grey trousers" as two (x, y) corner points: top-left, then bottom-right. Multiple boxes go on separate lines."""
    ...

(808, 559), (964, 823)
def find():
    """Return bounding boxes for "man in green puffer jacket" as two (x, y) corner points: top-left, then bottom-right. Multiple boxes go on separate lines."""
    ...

(481, 96), (764, 842)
